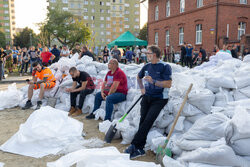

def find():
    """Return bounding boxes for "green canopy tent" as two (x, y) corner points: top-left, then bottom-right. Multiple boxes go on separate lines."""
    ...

(107, 31), (148, 48)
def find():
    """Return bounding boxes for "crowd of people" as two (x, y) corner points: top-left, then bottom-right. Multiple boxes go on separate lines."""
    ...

(1, 42), (249, 80)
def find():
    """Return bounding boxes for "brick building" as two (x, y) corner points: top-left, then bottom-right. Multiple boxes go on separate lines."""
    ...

(148, 0), (250, 54)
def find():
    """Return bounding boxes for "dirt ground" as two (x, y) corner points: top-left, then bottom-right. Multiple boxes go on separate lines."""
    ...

(0, 103), (156, 167)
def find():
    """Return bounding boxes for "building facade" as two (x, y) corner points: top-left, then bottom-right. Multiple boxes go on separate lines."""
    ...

(48, 0), (141, 50)
(148, 0), (250, 54)
(0, 0), (16, 45)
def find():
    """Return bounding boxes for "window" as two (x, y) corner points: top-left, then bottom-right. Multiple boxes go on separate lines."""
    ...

(125, 3), (129, 7)
(197, 0), (203, 8)
(100, 9), (104, 13)
(125, 25), (130, 28)
(112, 13), (116, 17)
(3, 4), (8, 8)
(62, 7), (68, 11)
(106, 31), (111, 35)
(107, 9), (110, 13)
(155, 6), (159, 20)
(113, 21), (116, 24)
(180, 0), (185, 13)
(240, 0), (247, 4)
(196, 24), (202, 44)
(84, 0), (88, 5)
(166, 1), (170, 17)
(84, 8), (88, 12)
(179, 27), (184, 45)
(120, 0), (122, 3)
(100, 17), (104, 20)
(51, 0), (56, 2)
(70, 3), (74, 8)
(91, 9), (95, 13)
(113, 35), (116, 39)
(238, 22), (246, 40)
(134, 25), (140, 29)
(135, 18), (139, 22)
(135, 11), (139, 15)
(84, 16), (88, 20)
(78, 3), (81, 8)
(5, 29), (10, 32)
(107, 39), (111, 42)
(113, 0), (116, 2)
(4, 23), (9, 26)
(100, 1), (104, 5)
(124, 11), (129, 14)
(106, 17), (110, 21)
(120, 28), (123, 32)
(113, 28), (116, 32)
(166, 30), (170, 46)
(4, 10), (9, 14)
(91, 16), (95, 20)
(120, 21), (122, 24)
(90, 1), (95, 5)
(113, 6), (116, 10)
(107, 24), (111, 28)
(135, 4), (139, 7)
(155, 32), (159, 45)
(100, 24), (104, 28)
(62, 0), (68, 3)
(120, 6), (122, 10)
(91, 24), (95, 28)
(106, 2), (110, 6)
(101, 31), (104, 35)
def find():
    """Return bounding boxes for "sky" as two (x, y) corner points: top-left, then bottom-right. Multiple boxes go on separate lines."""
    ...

(15, 0), (148, 34)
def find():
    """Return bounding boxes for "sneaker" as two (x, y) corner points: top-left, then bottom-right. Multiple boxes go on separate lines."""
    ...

(124, 144), (136, 154)
(36, 101), (42, 110)
(130, 148), (146, 159)
(22, 101), (32, 110)
(85, 113), (95, 119)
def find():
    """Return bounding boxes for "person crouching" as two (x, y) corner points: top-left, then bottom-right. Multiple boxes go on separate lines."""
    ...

(66, 67), (95, 116)
(22, 62), (56, 110)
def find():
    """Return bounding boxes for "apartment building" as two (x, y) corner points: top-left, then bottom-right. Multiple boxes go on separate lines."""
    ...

(48, 0), (141, 50)
(0, 0), (16, 45)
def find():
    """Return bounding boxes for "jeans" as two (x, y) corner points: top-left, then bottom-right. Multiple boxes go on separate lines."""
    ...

(0, 62), (3, 79)
(92, 92), (127, 121)
(29, 59), (37, 73)
(70, 88), (94, 109)
(20, 61), (29, 74)
(131, 95), (168, 149)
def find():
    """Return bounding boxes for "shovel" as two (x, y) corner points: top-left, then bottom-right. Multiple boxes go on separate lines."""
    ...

(156, 83), (193, 165)
(104, 95), (143, 143)
(47, 78), (64, 108)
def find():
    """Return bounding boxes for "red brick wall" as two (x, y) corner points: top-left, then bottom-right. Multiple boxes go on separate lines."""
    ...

(148, 0), (250, 54)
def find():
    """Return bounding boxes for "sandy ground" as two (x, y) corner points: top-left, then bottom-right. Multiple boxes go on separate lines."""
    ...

(0, 84), (157, 167)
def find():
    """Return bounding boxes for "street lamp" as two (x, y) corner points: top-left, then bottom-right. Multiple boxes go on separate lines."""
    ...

(30, 33), (32, 46)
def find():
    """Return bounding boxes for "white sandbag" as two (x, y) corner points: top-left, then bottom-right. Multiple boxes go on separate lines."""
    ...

(0, 83), (23, 110)
(234, 65), (250, 89)
(166, 116), (185, 133)
(233, 89), (249, 101)
(146, 130), (164, 150)
(230, 108), (250, 142)
(206, 74), (236, 89)
(116, 119), (136, 144)
(231, 138), (250, 156)
(214, 88), (234, 107)
(47, 147), (160, 167)
(178, 144), (250, 167)
(94, 108), (105, 120)
(150, 137), (167, 153)
(98, 120), (112, 133)
(82, 94), (95, 114)
(154, 111), (174, 129)
(59, 79), (73, 87)
(166, 134), (183, 156)
(176, 138), (213, 151)
(163, 156), (185, 167)
(0, 106), (84, 158)
(185, 113), (206, 124)
(55, 103), (70, 112)
(239, 86), (250, 98)
(58, 57), (76, 72)
(243, 54), (250, 62)
(188, 163), (231, 167)
(188, 89), (215, 114)
(183, 113), (231, 141)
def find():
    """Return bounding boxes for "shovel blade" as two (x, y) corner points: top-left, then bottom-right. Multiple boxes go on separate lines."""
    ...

(47, 98), (57, 108)
(104, 124), (117, 143)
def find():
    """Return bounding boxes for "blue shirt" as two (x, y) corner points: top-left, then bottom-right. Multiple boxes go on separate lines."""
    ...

(126, 50), (134, 62)
(138, 61), (172, 99)
(186, 47), (193, 57)
(12, 50), (18, 59)
(51, 48), (61, 58)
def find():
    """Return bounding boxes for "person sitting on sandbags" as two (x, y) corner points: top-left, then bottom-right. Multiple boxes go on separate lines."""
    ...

(124, 45), (172, 159)
(86, 58), (128, 121)
(22, 62), (56, 110)
(66, 67), (95, 116)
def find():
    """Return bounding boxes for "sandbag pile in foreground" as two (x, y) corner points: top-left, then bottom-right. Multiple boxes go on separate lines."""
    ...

(0, 106), (104, 158)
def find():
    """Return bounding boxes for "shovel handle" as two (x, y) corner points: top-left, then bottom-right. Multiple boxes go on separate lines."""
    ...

(166, 84), (193, 142)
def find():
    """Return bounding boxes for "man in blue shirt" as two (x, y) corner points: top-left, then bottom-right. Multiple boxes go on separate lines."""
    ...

(186, 44), (193, 68)
(125, 47), (135, 63)
(50, 45), (61, 63)
(12, 46), (19, 69)
(124, 45), (172, 159)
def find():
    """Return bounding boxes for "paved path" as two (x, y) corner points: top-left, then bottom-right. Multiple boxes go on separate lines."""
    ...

(0, 75), (32, 84)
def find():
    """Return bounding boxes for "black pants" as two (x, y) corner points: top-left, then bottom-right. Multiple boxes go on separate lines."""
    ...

(131, 95), (168, 149)
(20, 61), (29, 73)
(70, 88), (94, 109)
(186, 56), (193, 68)
(181, 54), (186, 66)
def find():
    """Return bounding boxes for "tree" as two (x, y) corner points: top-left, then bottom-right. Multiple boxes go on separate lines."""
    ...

(37, 23), (51, 47)
(13, 27), (38, 48)
(137, 23), (148, 41)
(43, 6), (91, 49)
(0, 31), (6, 48)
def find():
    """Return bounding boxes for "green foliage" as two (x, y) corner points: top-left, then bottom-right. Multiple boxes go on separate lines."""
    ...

(0, 31), (6, 48)
(138, 23), (148, 41)
(43, 6), (91, 49)
(13, 27), (38, 48)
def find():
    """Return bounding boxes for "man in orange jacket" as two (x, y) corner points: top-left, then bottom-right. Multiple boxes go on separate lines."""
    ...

(22, 62), (56, 110)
